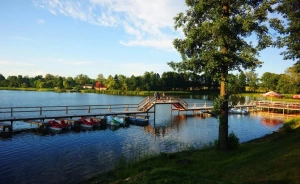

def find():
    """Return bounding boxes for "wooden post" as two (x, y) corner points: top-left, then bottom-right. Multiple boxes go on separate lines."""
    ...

(154, 104), (156, 125)
(10, 121), (13, 132)
(40, 107), (42, 115)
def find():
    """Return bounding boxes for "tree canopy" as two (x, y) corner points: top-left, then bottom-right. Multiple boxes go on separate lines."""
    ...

(169, 0), (278, 81)
(169, 0), (279, 150)
(276, 0), (300, 64)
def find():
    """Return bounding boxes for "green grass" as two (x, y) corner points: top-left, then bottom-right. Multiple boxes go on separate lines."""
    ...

(86, 119), (300, 184)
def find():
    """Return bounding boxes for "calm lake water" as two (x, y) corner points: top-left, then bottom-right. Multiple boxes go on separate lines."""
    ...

(0, 90), (284, 184)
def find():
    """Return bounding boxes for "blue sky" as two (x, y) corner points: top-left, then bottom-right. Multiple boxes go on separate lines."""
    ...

(0, 0), (295, 79)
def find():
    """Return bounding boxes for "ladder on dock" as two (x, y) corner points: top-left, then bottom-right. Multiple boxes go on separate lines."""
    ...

(137, 96), (188, 112)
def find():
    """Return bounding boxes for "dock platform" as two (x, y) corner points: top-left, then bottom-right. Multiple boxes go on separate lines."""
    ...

(0, 122), (12, 132)
(1, 97), (300, 134)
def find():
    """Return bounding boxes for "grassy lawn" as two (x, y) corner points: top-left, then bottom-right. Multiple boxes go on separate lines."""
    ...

(86, 118), (300, 184)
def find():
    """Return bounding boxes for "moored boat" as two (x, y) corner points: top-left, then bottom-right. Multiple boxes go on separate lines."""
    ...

(108, 117), (121, 126)
(48, 120), (63, 131)
(229, 108), (249, 115)
(79, 118), (100, 128)
(129, 117), (149, 126)
(58, 120), (71, 130)
(106, 116), (127, 127)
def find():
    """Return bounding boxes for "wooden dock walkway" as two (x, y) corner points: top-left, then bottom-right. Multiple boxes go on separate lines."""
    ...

(0, 122), (12, 132)
(1, 96), (300, 133)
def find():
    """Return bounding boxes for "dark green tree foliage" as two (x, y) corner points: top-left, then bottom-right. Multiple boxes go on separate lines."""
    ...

(260, 72), (280, 91)
(105, 75), (117, 90)
(74, 74), (90, 86)
(276, 0), (300, 64)
(226, 74), (239, 94)
(276, 65), (300, 94)
(0, 74), (7, 87)
(226, 71), (247, 94)
(55, 76), (64, 89)
(63, 77), (76, 89)
(118, 74), (127, 90)
(169, 0), (276, 150)
(160, 72), (187, 91)
(238, 71), (247, 92)
(7, 76), (19, 87)
(96, 73), (106, 83)
(245, 71), (259, 92)
(142, 72), (159, 91)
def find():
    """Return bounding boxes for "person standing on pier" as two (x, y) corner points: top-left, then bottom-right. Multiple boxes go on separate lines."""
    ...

(162, 92), (166, 102)
(154, 91), (158, 101)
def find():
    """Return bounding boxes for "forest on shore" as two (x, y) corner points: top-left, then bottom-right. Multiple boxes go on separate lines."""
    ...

(0, 64), (299, 95)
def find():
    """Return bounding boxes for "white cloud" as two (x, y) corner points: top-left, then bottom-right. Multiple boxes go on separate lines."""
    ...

(120, 39), (175, 51)
(33, 0), (187, 50)
(37, 19), (45, 24)
(0, 60), (34, 66)
(43, 58), (93, 65)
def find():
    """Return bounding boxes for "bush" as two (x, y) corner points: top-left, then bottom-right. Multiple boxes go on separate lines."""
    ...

(228, 132), (240, 150)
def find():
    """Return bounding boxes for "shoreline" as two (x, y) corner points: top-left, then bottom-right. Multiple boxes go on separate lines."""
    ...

(86, 118), (300, 183)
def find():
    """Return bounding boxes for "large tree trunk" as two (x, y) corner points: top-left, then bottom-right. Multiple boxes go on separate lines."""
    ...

(218, 1), (229, 150)
(219, 79), (228, 150)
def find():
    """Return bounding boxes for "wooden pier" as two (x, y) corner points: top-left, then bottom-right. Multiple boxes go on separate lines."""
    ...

(1, 96), (300, 134)
(0, 122), (12, 132)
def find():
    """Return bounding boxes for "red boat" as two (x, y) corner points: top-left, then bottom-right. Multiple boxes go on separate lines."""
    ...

(48, 120), (63, 131)
(58, 120), (71, 130)
(79, 118), (100, 128)
(48, 120), (71, 131)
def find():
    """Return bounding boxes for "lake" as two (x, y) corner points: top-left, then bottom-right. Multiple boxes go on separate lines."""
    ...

(0, 90), (284, 184)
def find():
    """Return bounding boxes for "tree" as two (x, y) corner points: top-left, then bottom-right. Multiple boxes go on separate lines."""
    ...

(169, 0), (276, 150)
(277, 65), (300, 93)
(96, 73), (106, 83)
(226, 74), (239, 94)
(238, 71), (246, 93)
(0, 74), (7, 87)
(118, 74), (127, 90)
(105, 75), (117, 90)
(160, 72), (177, 91)
(276, 0), (300, 64)
(54, 76), (64, 89)
(44, 74), (55, 81)
(63, 77), (75, 89)
(142, 72), (159, 91)
(127, 75), (142, 91)
(245, 71), (259, 92)
(6, 76), (19, 87)
(30, 75), (43, 87)
(74, 74), (90, 86)
(22, 76), (30, 88)
(260, 72), (280, 91)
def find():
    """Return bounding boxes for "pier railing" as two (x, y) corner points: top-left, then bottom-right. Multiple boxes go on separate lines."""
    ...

(177, 97), (188, 109)
(137, 96), (157, 111)
(137, 96), (189, 111)
(0, 104), (138, 120)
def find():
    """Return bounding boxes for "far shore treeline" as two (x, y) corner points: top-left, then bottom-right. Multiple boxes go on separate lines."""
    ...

(0, 64), (299, 95)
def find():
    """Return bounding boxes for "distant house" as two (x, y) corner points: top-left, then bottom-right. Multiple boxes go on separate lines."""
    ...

(94, 81), (108, 90)
(83, 84), (94, 89)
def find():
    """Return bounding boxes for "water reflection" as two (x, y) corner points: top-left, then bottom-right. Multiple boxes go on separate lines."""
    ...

(260, 117), (284, 127)
(0, 112), (286, 184)
(0, 91), (290, 184)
